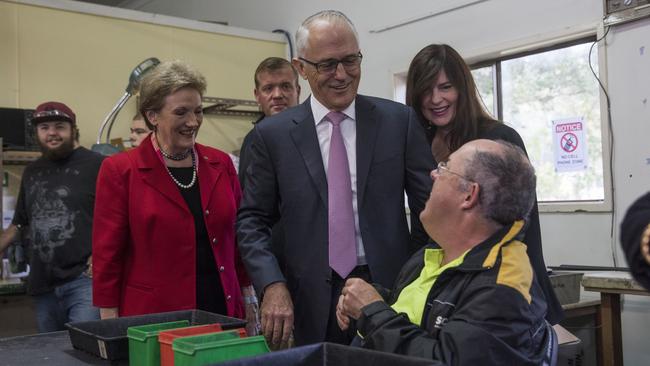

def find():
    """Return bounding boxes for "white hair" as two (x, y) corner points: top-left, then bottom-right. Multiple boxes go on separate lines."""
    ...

(295, 10), (359, 57)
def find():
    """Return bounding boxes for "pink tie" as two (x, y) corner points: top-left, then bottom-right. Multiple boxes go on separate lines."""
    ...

(326, 111), (357, 278)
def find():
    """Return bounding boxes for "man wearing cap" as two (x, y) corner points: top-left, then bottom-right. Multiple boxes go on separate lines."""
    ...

(0, 101), (104, 332)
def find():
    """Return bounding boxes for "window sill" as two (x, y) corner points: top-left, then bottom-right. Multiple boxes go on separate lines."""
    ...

(539, 200), (612, 213)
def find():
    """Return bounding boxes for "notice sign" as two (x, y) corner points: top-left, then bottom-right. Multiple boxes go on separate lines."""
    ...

(552, 117), (588, 172)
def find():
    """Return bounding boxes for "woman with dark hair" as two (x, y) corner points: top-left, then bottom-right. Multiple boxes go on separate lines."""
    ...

(92, 61), (257, 332)
(406, 44), (563, 324)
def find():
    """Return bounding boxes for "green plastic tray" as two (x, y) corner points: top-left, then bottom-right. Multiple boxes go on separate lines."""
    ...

(127, 320), (190, 366)
(173, 334), (269, 366)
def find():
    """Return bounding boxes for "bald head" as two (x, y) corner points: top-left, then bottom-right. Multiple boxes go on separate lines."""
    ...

(460, 139), (536, 225)
(455, 139), (506, 160)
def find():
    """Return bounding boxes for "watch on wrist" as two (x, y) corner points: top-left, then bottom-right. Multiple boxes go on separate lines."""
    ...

(244, 295), (258, 305)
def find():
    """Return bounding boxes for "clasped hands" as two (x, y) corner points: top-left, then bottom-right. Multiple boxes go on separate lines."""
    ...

(336, 278), (383, 331)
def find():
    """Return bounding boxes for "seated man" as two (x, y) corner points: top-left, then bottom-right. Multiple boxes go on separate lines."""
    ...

(336, 139), (555, 365)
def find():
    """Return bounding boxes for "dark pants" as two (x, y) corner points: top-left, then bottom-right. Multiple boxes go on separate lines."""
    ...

(325, 265), (371, 345)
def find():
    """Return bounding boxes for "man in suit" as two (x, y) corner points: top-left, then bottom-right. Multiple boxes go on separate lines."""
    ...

(236, 10), (433, 347)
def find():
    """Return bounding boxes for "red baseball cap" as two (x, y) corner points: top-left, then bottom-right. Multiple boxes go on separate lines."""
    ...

(32, 101), (76, 126)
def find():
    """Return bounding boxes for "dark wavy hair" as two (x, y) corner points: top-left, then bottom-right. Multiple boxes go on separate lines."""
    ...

(406, 44), (497, 155)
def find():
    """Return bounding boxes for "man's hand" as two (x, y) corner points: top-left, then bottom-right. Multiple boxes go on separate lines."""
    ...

(0, 225), (19, 258)
(84, 256), (93, 278)
(339, 278), (384, 320)
(100, 307), (119, 319)
(336, 294), (351, 331)
(260, 282), (293, 349)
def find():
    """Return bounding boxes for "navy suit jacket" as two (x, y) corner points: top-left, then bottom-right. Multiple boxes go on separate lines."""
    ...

(236, 95), (433, 344)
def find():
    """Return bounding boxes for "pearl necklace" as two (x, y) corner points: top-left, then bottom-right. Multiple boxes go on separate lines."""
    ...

(165, 150), (197, 189)
(160, 146), (192, 161)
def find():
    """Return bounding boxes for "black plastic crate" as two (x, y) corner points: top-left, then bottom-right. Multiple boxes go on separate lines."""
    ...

(66, 309), (247, 361)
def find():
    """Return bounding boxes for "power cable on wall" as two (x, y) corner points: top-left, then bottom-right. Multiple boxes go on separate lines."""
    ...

(273, 29), (294, 59)
(588, 25), (617, 267)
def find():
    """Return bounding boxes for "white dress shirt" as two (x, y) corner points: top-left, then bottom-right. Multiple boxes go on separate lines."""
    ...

(310, 96), (366, 265)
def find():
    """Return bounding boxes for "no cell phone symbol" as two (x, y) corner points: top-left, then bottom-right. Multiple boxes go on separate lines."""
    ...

(560, 133), (578, 153)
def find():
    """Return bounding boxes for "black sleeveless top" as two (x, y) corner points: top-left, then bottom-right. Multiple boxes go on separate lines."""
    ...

(168, 167), (227, 315)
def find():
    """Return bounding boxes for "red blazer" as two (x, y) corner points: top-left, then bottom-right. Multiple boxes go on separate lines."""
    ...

(92, 137), (249, 318)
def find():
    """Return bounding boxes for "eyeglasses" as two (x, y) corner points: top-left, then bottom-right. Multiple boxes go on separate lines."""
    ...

(298, 52), (363, 75)
(436, 161), (473, 182)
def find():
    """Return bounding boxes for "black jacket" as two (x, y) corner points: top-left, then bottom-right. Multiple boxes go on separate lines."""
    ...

(238, 115), (264, 189)
(620, 191), (650, 290)
(357, 221), (554, 365)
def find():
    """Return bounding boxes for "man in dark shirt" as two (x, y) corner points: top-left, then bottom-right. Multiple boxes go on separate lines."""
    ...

(0, 101), (105, 332)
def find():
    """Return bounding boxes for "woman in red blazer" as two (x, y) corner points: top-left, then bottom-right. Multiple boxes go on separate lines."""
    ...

(92, 61), (256, 329)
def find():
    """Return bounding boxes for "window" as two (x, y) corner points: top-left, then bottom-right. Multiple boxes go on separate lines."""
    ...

(470, 66), (495, 119)
(471, 39), (606, 205)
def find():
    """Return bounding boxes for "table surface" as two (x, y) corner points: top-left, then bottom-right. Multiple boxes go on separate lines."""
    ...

(581, 271), (648, 293)
(0, 331), (125, 366)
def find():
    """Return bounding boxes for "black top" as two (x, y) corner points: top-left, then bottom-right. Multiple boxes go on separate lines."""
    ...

(620, 192), (650, 291)
(424, 122), (564, 324)
(13, 147), (105, 295)
(168, 166), (227, 315)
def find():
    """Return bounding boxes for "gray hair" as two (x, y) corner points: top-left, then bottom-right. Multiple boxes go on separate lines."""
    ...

(464, 140), (536, 225)
(295, 10), (359, 57)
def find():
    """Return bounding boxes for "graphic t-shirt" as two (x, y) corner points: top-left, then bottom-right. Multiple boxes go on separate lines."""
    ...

(12, 147), (105, 295)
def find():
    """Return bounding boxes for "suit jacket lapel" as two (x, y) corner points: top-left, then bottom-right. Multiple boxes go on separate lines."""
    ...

(195, 144), (224, 210)
(136, 137), (190, 213)
(355, 95), (378, 206)
(290, 98), (328, 205)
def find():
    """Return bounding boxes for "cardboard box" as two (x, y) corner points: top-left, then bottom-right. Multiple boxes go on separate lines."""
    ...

(555, 324), (584, 366)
